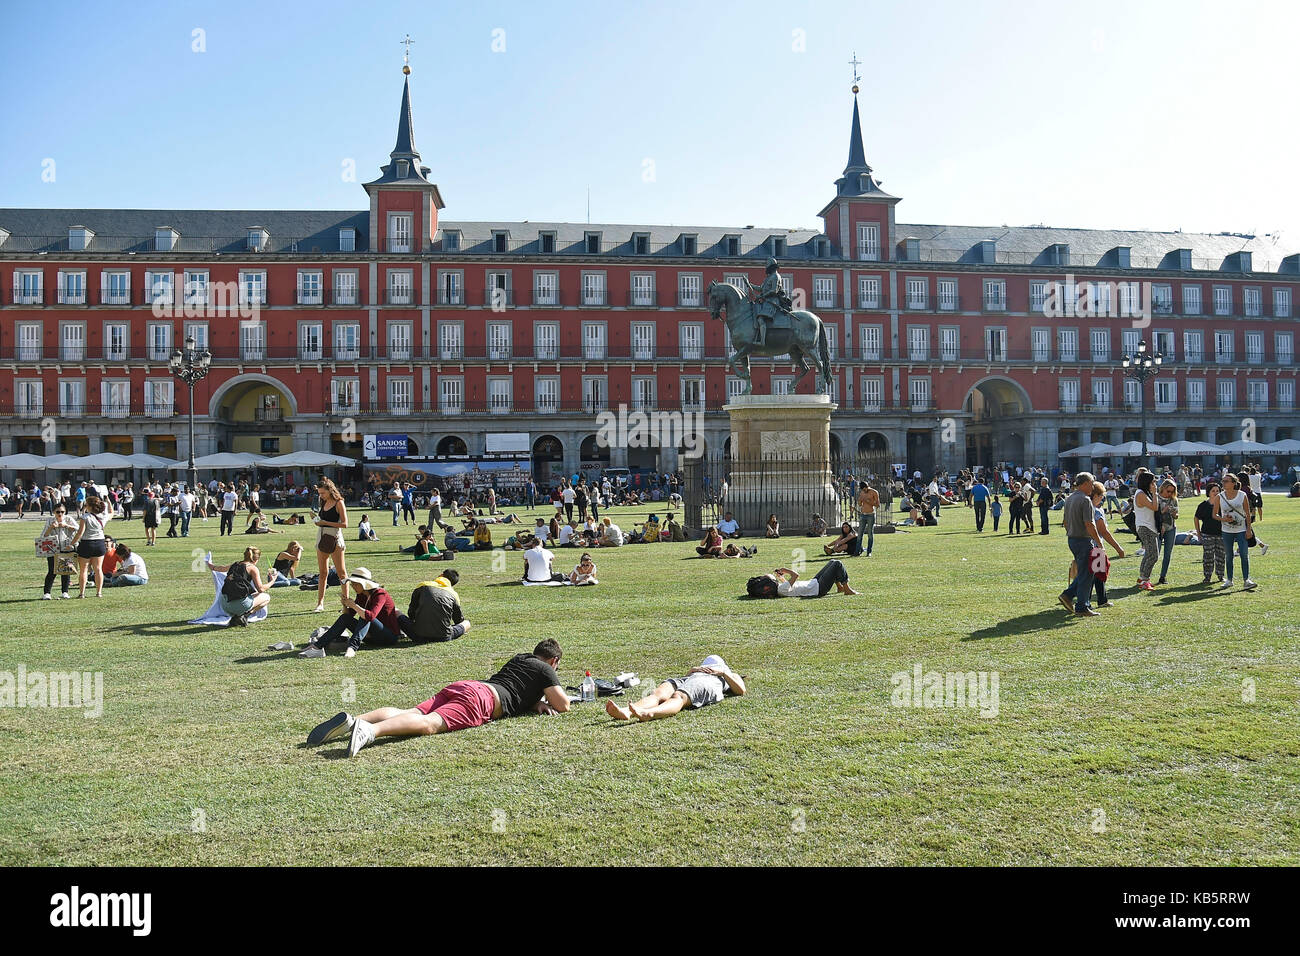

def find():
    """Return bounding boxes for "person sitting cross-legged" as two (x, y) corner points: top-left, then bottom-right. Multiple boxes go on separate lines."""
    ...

(398, 570), (471, 643)
(605, 655), (745, 722)
(298, 567), (401, 659)
(306, 639), (570, 757)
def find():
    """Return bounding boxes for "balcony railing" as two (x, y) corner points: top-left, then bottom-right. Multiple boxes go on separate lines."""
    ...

(581, 290), (609, 307)
(437, 290), (464, 306)
(531, 287), (561, 307)
(628, 291), (659, 307)
(484, 288), (514, 307)
(57, 286), (88, 305)
(12, 288), (44, 305)
(385, 289), (415, 306)
(677, 293), (702, 308)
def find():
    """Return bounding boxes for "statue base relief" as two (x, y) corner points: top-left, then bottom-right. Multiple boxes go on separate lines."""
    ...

(722, 394), (842, 534)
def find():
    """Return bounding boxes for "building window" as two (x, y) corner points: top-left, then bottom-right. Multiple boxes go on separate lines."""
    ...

(1217, 379), (1235, 411)
(147, 323), (172, 361)
(858, 276), (881, 309)
(984, 327), (1007, 362)
(1244, 331), (1263, 364)
(1187, 379), (1205, 412)
(101, 380), (131, 418)
(860, 376), (884, 411)
(58, 271), (86, 305)
(859, 325), (883, 362)
(388, 378), (413, 416)
(681, 235), (697, 255)
(939, 327), (959, 362)
(1273, 288), (1291, 318)
(437, 322), (464, 360)
(155, 228), (177, 252)
(103, 271), (130, 305)
(583, 376), (608, 412)
(534, 322), (559, 360)
(443, 230), (460, 252)
(1091, 378), (1112, 412)
(146, 271), (173, 305)
(332, 271), (358, 306)
(533, 271), (558, 306)
(438, 271), (462, 306)
(332, 378), (360, 415)
(680, 377), (705, 410)
(1089, 329), (1110, 362)
(1213, 285), (1232, 316)
(582, 322), (607, 359)
(585, 233), (601, 255)
(240, 271), (267, 306)
(58, 322), (86, 362)
(1243, 287), (1262, 317)
(1155, 379), (1177, 411)
(679, 323), (704, 360)
(678, 274), (702, 308)
(982, 279), (1006, 311)
(438, 378), (464, 414)
(631, 377), (656, 411)
(1030, 281), (1047, 313)
(1183, 330), (1203, 364)
(338, 228), (356, 253)
(631, 274), (656, 307)
(813, 276), (835, 309)
(1059, 378), (1080, 413)
(1151, 284), (1173, 314)
(1182, 285), (1202, 315)
(1214, 331), (1234, 363)
(581, 272), (607, 307)
(907, 326), (930, 361)
(857, 223), (879, 261)
(59, 379), (86, 417)
(908, 377), (931, 410)
(539, 232), (555, 253)
(487, 322), (512, 360)
(299, 322), (323, 360)
(388, 213), (412, 253)
(1274, 331), (1293, 366)
(240, 322), (266, 360)
(535, 377), (559, 413)
(631, 322), (656, 360)
(184, 271), (208, 306)
(1278, 379), (1294, 410)
(388, 322), (413, 360)
(1058, 328), (1079, 362)
(905, 277), (927, 310)
(388, 271), (412, 305)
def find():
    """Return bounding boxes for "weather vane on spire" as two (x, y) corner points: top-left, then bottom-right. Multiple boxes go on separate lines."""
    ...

(849, 52), (861, 94)
(401, 34), (414, 74)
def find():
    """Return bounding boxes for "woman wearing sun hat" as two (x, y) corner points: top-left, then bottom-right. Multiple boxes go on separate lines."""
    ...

(298, 567), (401, 659)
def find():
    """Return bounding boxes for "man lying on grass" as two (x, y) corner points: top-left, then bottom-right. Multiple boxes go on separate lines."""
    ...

(605, 655), (745, 722)
(307, 639), (569, 757)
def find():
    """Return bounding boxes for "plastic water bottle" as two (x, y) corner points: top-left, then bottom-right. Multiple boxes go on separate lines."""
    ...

(581, 671), (596, 702)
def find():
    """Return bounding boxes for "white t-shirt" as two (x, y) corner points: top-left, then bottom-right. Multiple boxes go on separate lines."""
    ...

(1134, 493), (1158, 532)
(777, 577), (820, 599)
(1218, 491), (1249, 534)
(120, 552), (148, 582)
(557, 525), (575, 545)
(222, 492), (238, 511)
(532, 525), (551, 543)
(561, 487), (576, 504)
(602, 524), (624, 546)
(718, 518), (739, 535)
(523, 547), (556, 582)
(179, 492), (195, 513)
(1248, 472), (1262, 494)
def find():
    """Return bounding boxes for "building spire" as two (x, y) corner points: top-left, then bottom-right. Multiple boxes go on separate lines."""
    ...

(845, 95), (868, 174)
(365, 49), (436, 188)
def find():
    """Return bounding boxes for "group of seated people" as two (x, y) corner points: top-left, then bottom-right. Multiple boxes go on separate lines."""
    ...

(298, 569), (471, 658)
(306, 642), (746, 757)
(695, 525), (757, 558)
(520, 537), (600, 585)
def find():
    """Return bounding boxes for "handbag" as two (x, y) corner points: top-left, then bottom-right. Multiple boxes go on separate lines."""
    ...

(55, 554), (77, 576)
(317, 526), (339, 553)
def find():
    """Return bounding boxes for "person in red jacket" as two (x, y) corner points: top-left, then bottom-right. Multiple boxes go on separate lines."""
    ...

(298, 567), (400, 659)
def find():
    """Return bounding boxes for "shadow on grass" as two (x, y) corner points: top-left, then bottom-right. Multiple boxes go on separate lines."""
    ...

(963, 607), (1079, 641)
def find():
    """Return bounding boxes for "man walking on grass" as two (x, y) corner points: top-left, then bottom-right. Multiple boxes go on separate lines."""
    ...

(971, 476), (990, 532)
(856, 480), (880, 555)
(1058, 473), (1104, 617)
(1036, 478), (1053, 535)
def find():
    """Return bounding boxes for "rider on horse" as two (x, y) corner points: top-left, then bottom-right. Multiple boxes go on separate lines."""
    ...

(754, 257), (792, 347)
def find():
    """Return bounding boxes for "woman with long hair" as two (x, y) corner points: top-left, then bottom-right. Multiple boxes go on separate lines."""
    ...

(207, 546), (273, 626)
(1214, 473), (1257, 591)
(1133, 471), (1160, 591)
(1154, 478), (1180, 585)
(313, 479), (349, 612)
(38, 503), (79, 599)
(67, 496), (111, 598)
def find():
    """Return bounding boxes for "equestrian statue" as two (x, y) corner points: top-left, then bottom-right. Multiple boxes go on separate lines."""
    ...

(707, 258), (834, 395)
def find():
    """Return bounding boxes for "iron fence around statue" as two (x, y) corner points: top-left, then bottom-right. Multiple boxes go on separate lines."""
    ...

(681, 451), (892, 534)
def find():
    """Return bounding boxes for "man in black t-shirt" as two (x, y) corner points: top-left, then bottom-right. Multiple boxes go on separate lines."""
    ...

(306, 639), (569, 757)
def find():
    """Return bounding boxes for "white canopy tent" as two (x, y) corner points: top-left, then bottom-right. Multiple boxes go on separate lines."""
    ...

(1266, 438), (1300, 453)
(1157, 440), (1226, 456)
(257, 450), (357, 468)
(127, 453), (179, 469)
(1058, 442), (1115, 458)
(0, 452), (81, 470)
(1217, 439), (1275, 455)
(1100, 441), (1170, 457)
(54, 453), (140, 470)
(167, 453), (268, 470)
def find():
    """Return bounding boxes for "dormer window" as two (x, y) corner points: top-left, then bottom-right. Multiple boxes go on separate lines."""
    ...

(539, 231), (556, 254)
(1113, 246), (1131, 268)
(1047, 243), (1068, 266)
(443, 230), (460, 252)
(247, 228), (268, 252)
(155, 227), (178, 252)
(770, 236), (786, 257)
(633, 233), (650, 255)
(493, 231), (509, 253)
(0, 227), (8, 248)
(813, 238), (830, 258)
(585, 232), (601, 255)
(396, 160), (410, 178)
(68, 226), (94, 251)
(900, 237), (920, 261)
(1175, 248), (1193, 271)
(723, 235), (740, 256)
(859, 174), (872, 192)
(338, 228), (356, 253)
(680, 235), (697, 255)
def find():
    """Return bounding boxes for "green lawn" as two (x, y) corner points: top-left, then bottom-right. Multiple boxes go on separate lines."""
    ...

(1, 497), (1297, 866)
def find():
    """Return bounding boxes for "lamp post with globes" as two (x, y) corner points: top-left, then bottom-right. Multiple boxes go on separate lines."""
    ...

(1120, 340), (1164, 470)
(168, 334), (212, 493)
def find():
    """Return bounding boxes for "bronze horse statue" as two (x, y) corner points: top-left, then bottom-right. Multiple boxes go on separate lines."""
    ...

(707, 279), (833, 395)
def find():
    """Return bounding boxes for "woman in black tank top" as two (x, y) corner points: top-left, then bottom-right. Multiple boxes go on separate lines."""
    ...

(312, 480), (348, 612)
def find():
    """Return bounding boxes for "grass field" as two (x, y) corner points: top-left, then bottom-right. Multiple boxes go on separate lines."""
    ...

(1, 497), (1297, 866)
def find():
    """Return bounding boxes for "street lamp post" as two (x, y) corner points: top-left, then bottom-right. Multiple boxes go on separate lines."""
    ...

(168, 335), (212, 493)
(1120, 340), (1164, 470)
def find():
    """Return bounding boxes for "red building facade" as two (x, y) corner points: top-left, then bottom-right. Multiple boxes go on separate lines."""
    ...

(1, 72), (1297, 480)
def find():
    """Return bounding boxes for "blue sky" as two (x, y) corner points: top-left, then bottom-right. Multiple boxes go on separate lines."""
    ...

(3, 0), (1296, 239)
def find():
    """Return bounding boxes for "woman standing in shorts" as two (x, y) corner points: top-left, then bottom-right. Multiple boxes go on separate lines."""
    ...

(313, 479), (349, 613)
(67, 496), (111, 598)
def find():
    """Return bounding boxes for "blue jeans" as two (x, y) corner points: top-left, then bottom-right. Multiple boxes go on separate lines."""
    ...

(391, 502), (401, 526)
(317, 613), (399, 651)
(180, 512), (191, 536)
(104, 573), (146, 587)
(857, 514), (875, 554)
(1062, 536), (1095, 612)
(270, 577), (301, 587)
(1222, 531), (1249, 581)
(1158, 527), (1177, 580)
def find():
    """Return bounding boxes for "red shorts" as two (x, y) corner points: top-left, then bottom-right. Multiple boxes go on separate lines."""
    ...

(416, 680), (497, 731)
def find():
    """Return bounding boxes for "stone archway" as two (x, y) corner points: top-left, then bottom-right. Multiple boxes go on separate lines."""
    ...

(436, 435), (468, 456)
(963, 376), (1033, 466)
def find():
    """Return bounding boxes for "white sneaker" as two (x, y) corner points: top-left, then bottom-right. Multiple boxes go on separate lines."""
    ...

(347, 718), (375, 757)
(298, 646), (326, 659)
(1259, 543), (1269, 555)
(309, 626), (328, 643)
(343, 647), (356, 658)
(312, 604), (325, 613)
(1243, 579), (1257, 591)
(41, 593), (51, 600)
(60, 592), (71, 599)
(1220, 580), (1233, 590)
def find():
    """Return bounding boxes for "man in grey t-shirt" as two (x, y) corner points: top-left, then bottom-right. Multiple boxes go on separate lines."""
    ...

(1059, 473), (1103, 616)
(604, 655), (746, 722)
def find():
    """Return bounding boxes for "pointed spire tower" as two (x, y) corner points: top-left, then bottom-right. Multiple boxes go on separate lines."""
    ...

(364, 41), (445, 253)
(819, 55), (900, 260)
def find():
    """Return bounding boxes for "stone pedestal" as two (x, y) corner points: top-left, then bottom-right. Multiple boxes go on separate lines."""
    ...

(723, 394), (841, 534)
